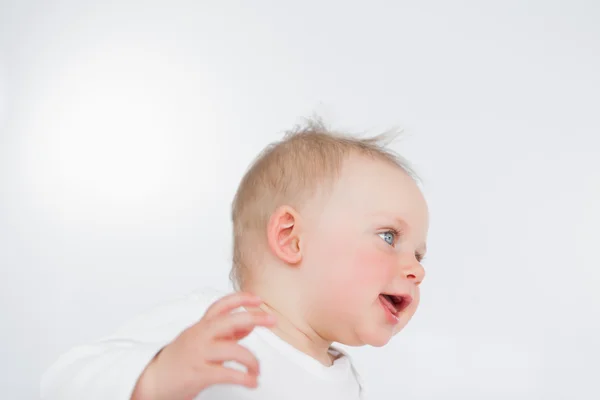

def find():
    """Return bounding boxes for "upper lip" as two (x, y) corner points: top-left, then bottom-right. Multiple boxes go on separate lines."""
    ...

(380, 293), (413, 314)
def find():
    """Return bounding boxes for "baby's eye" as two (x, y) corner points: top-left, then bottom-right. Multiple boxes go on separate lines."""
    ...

(378, 231), (396, 246)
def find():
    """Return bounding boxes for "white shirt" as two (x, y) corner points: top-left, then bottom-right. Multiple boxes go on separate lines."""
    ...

(41, 287), (365, 400)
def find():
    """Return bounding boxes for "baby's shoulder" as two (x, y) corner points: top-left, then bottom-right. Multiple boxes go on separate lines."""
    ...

(107, 286), (227, 341)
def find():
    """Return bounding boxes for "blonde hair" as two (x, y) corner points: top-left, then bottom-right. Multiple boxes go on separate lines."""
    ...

(230, 118), (419, 289)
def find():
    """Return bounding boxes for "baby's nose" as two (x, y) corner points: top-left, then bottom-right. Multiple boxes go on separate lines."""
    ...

(400, 257), (425, 285)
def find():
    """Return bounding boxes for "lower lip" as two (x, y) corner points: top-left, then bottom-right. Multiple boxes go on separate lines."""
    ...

(379, 296), (400, 325)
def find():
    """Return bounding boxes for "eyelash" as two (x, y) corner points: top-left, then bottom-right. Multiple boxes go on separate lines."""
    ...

(380, 228), (425, 263)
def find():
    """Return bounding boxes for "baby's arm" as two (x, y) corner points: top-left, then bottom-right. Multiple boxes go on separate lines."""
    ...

(40, 336), (165, 400)
(40, 292), (208, 400)
(41, 290), (274, 400)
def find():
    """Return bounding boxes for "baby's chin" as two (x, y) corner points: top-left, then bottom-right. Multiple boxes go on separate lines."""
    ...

(361, 326), (397, 347)
(335, 324), (397, 348)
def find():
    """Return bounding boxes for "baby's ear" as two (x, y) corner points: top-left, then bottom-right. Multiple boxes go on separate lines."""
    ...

(266, 205), (302, 265)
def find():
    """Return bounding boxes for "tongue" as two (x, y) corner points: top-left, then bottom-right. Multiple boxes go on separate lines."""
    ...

(379, 294), (397, 314)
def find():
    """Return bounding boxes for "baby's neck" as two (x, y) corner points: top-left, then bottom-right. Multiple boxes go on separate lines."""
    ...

(241, 284), (335, 366)
(259, 301), (336, 366)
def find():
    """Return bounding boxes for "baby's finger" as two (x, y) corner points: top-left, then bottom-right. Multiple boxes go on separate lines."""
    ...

(209, 311), (276, 340)
(206, 343), (260, 376)
(203, 292), (262, 321)
(204, 365), (258, 389)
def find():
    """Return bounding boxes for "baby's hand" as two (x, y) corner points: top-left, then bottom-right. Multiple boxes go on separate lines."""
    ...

(131, 292), (275, 400)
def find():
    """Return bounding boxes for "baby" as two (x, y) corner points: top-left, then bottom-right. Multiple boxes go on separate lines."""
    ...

(41, 119), (428, 400)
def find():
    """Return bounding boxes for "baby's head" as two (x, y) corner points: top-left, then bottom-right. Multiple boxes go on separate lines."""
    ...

(230, 119), (428, 347)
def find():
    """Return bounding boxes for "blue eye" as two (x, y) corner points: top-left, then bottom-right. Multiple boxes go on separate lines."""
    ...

(379, 231), (396, 246)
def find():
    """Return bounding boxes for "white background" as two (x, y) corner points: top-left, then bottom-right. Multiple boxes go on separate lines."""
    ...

(1, 1), (599, 399)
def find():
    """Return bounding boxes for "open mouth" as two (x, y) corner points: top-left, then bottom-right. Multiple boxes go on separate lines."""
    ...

(378, 293), (412, 317)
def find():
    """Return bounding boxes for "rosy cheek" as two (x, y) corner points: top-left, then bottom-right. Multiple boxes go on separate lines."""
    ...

(351, 244), (396, 284)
